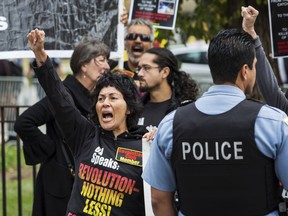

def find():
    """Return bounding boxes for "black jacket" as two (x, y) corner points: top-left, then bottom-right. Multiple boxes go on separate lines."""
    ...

(14, 64), (93, 216)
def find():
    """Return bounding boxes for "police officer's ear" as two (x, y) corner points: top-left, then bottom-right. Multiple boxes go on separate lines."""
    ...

(161, 66), (170, 79)
(240, 64), (249, 81)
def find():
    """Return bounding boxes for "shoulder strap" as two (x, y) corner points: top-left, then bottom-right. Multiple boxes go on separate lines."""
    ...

(60, 138), (75, 176)
(46, 89), (75, 177)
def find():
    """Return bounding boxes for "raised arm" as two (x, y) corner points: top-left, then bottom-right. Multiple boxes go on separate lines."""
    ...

(26, 29), (88, 152)
(27, 29), (47, 67)
(242, 6), (288, 113)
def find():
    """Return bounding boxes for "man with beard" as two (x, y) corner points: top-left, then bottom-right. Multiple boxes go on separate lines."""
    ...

(111, 18), (154, 87)
(137, 47), (199, 131)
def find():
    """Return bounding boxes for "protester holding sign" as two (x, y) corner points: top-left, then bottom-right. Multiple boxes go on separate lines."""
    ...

(25, 28), (147, 216)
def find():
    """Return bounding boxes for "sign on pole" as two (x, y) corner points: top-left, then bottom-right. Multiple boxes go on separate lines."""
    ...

(142, 139), (154, 216)
(268, 0), (288, 58)
(0, 0), (124, 59)
(129, 0), (179, 30)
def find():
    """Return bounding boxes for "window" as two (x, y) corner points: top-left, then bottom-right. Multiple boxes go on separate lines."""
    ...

(175, 51), (208, 64)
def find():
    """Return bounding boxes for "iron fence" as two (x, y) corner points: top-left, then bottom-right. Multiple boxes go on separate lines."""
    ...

(0, 76), (45, 139)
(1, 105), (38, 216)
(0, 77), (45, 216)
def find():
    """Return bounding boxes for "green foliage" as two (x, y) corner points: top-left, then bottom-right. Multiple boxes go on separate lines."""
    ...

(0, 177), (34, 216)
(0, 144), (34, 216)
(0, 145), (21, 168)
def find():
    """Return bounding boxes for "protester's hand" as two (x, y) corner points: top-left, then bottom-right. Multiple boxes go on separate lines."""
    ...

(120, 7), (128, 26)
(143, 126), (157, 141)
(241, 6), (259, 39)
(26, 28), (47, 67)
(27, 29), (45, 53)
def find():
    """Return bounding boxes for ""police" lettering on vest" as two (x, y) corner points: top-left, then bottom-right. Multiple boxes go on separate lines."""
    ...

(182, 141), (244, 160)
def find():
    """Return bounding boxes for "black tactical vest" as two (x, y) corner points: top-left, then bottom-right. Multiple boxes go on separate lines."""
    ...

(172, 99), (281, 216)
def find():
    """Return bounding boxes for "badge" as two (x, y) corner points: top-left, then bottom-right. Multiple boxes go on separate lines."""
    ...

(115, 147), (142, 167)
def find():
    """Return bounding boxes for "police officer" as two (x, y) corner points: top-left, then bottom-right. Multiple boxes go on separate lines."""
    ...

(142, 7), (288, 216)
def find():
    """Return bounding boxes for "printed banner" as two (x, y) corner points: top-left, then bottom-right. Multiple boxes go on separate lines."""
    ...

(129, 0), (179, 30)
(0, 0), (124, 59)
(268, 0), (288, 58)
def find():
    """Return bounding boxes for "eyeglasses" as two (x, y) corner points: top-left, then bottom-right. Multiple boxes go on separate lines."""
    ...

(125, 33), (151, 42)
(136, 65), (160, 73)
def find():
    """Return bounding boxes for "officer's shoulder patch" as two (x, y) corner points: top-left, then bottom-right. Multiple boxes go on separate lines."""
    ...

(283, 117), (288, 126)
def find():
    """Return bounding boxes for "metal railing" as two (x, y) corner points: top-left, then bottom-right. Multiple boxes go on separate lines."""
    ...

(0, 76), (45, 138)
(0, 77), (45, 216)
(1, 105), (38, 216)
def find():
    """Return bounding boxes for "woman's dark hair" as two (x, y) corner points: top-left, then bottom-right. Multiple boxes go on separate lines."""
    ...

(143, 47), (200, 113)
(70, 37), (110, 76)
(91, 71), (143, 130)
